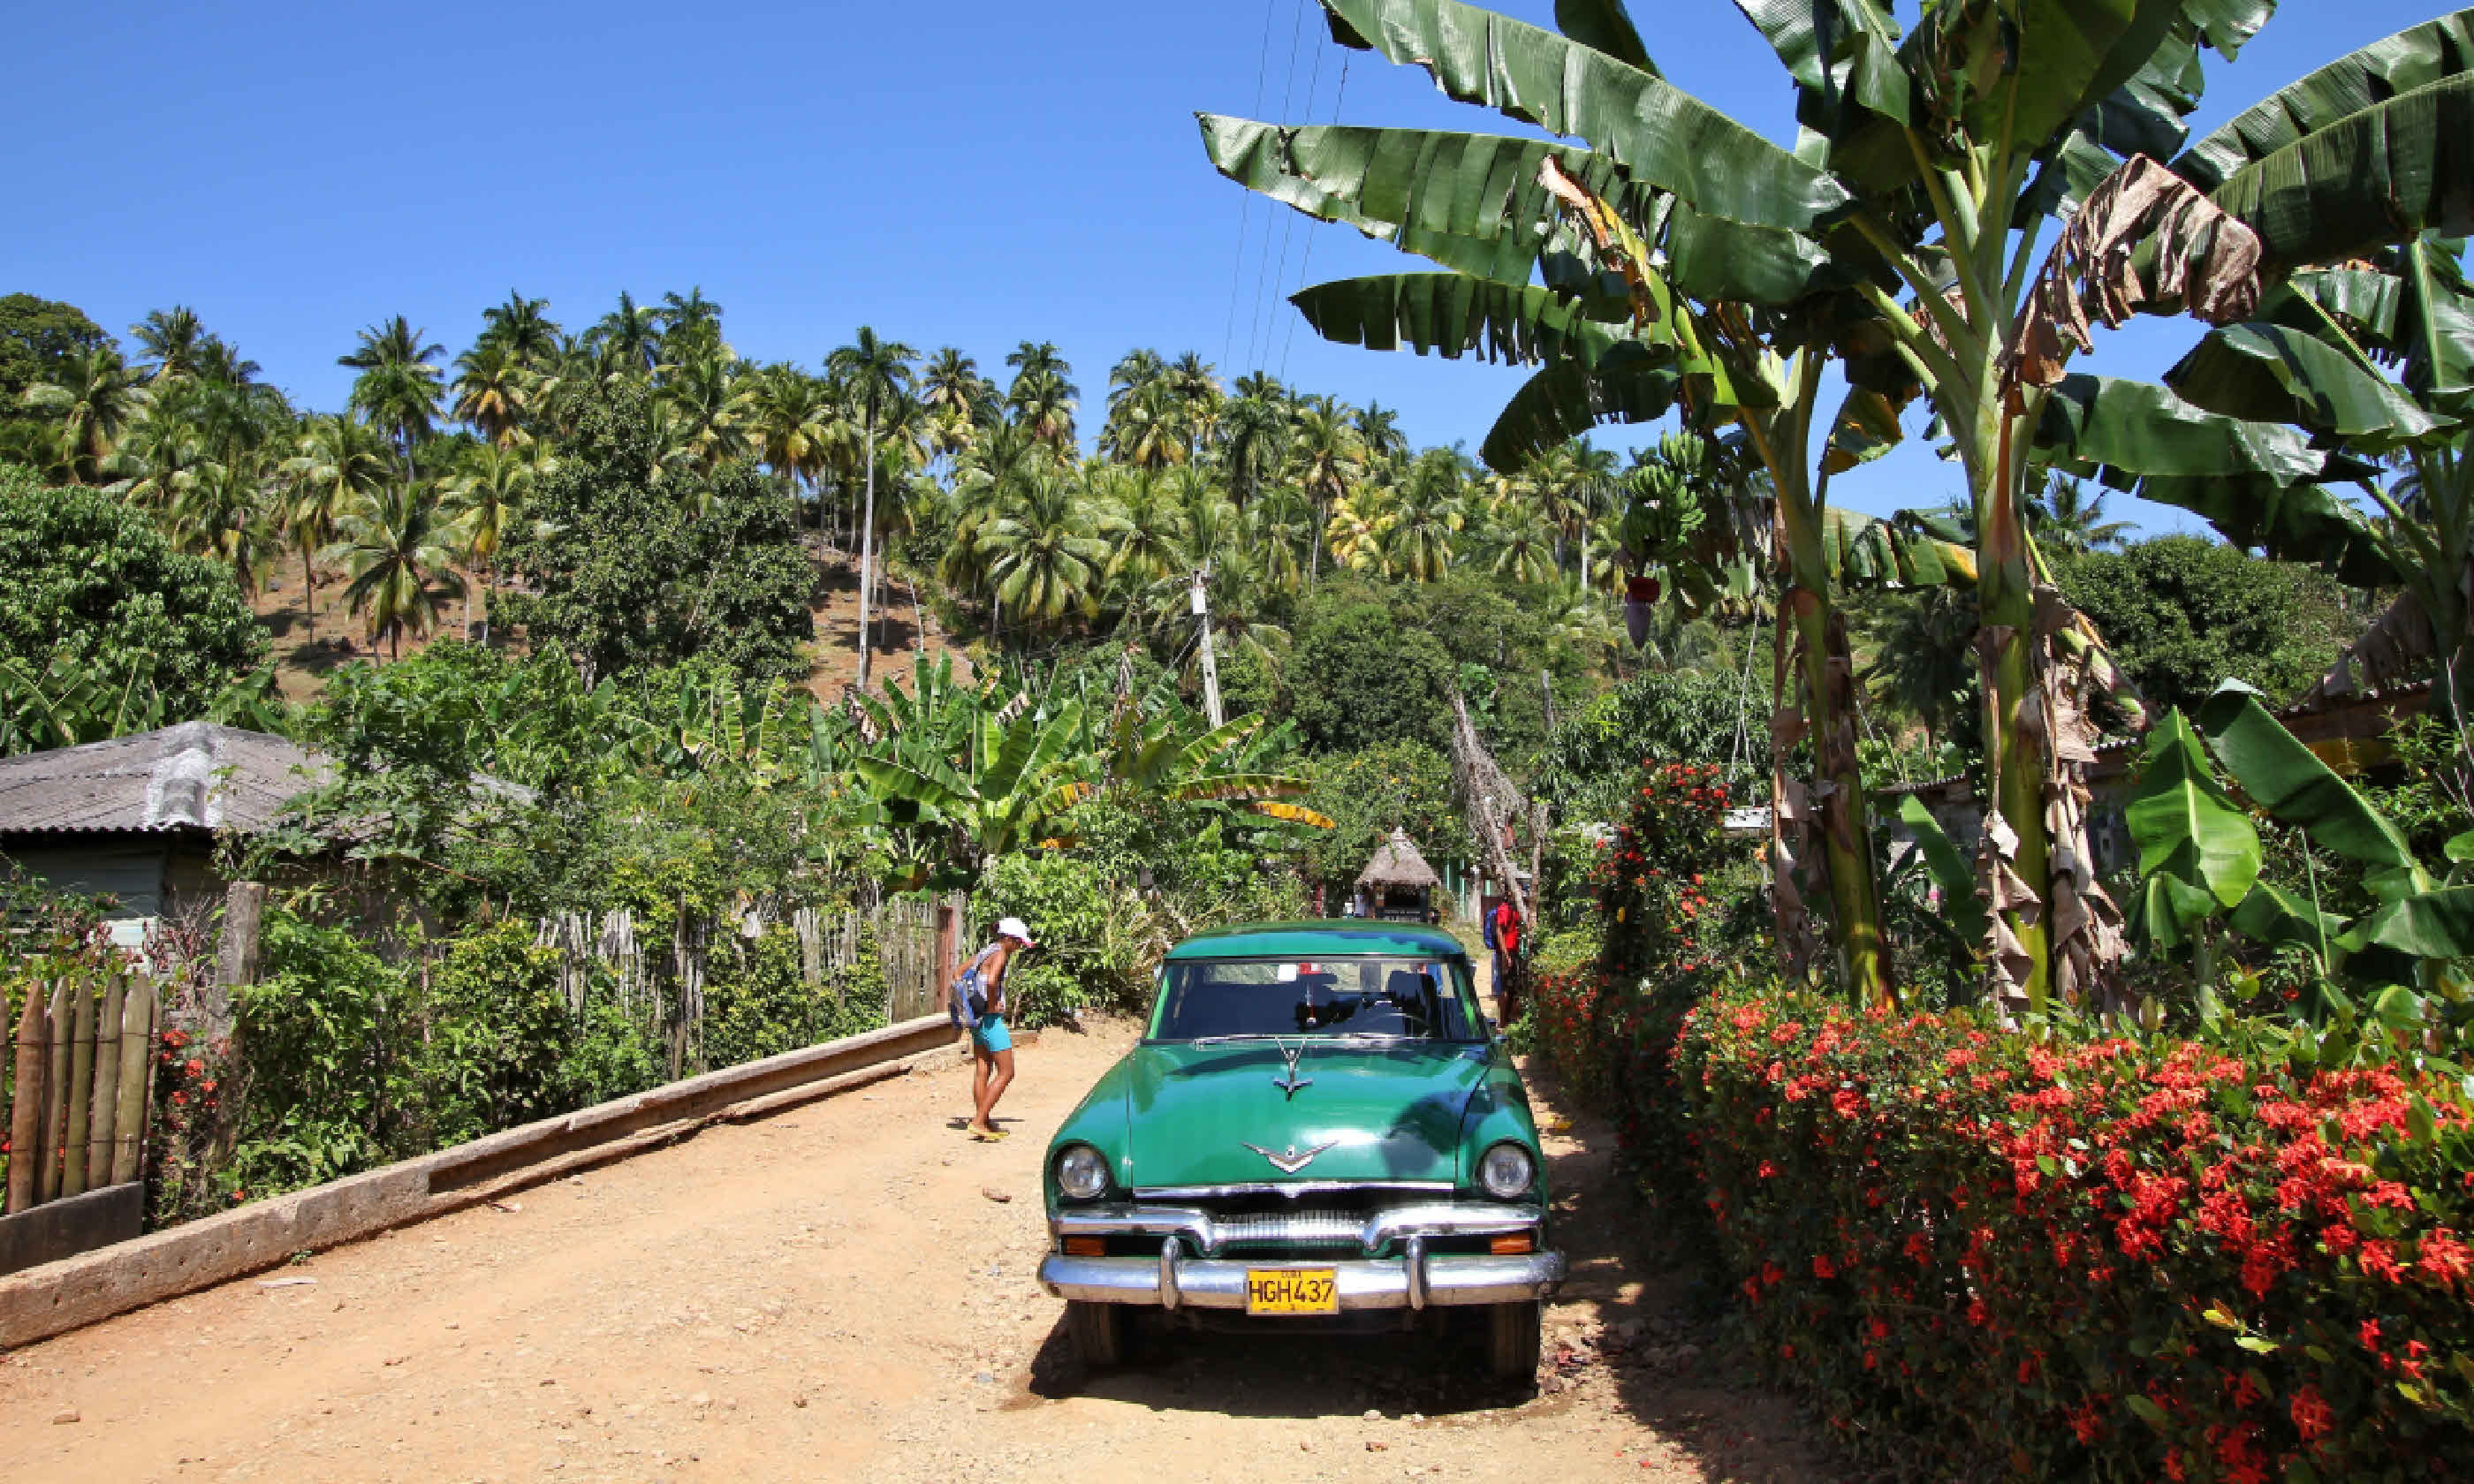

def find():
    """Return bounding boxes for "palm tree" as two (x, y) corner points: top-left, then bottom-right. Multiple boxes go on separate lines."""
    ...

(20, 346), (149, 482)
(746, 364), (833, 512)
(1385, 450), (1467, 582)
(588, 292), (664, 376)
(103, 413), (206, 512)
(1165, 352), (1222, 458)
(169, 458), (277, 595)
(1353, 402), (1407, 463)
(1090, 465), (1187, 599)
(327, 481), (466, 659)
(338, 317), (445, 480)
(1106, 349), (1165, 409)
(657, 288), (725, 361)
(444, 443), (540, 639)
(826, 327), (917, 689)
(919, 348), (994, 457)
(1287, 399), (1359, 582)
(452, 341), (527, 448)
(1483, 496), (1560, 586)
(983, 465), (1108, 638)
(656, 349), (752, 473)
(1007, 367), (1079, 456)
(130, 307), (207, 383)
(1101, 380), (1185, 470)
(2030, 476), (2134, 557)
(478, 292), (562, 367)
(1217, 391), (1287, 511)
(283, 414), (393, 620)
(1863, 588), (1980, 753)
(195, 337), (263, 388)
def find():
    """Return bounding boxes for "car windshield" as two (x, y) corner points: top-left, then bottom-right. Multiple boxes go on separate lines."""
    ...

(1148, 956), (1482, 1042)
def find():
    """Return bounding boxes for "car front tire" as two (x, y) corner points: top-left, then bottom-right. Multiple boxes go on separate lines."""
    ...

(1066, 1300), (1127, 1368)
(1487, 1299), (1542, 1383)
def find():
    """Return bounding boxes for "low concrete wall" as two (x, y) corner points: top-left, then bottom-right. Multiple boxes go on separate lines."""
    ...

(0, 1014), (957, 1349)
(0, 1183), (145, 1278)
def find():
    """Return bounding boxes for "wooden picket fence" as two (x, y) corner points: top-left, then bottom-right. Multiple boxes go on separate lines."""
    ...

(6, 973), (161, 1216)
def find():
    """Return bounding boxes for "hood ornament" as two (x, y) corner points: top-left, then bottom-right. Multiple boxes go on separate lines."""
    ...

(1271, 1039), (1314, 1099)
(1242, 1139), (1338, 1175)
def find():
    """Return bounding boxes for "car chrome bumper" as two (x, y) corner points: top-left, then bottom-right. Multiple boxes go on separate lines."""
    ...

(1045, 1200), (1546, 1259)
(1036, 1247), (1567, 1310)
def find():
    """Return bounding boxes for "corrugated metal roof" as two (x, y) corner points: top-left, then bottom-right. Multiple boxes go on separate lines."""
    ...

(0, 723), (334, 836)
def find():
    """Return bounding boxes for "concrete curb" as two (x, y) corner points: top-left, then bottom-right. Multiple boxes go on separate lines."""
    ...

(0, 1014), (958, 1349)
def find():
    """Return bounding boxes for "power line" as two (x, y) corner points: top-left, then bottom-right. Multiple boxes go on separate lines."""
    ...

(1279, 52), (1350, 383)
(1260, 0), (1327, 381)
(1246, 0), (1314, 376)
(1221, 0), (1284, 375)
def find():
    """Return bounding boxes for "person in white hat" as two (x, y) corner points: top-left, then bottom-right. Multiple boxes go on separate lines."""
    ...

(955, 916), (1036, 1140)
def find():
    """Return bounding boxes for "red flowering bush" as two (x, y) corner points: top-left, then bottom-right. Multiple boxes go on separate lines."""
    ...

(1676, 981), (2474, 1479)
(1528, 760), (1747, 1193)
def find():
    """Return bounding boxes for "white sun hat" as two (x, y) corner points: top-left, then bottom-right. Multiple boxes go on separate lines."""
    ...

(997, 916), (1037, 947)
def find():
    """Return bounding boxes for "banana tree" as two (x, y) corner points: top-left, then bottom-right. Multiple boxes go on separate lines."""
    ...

(2152, 223), (2474, 721)
(2117, 682), (2474, 1056)
(1203, 0), (2471, 1018)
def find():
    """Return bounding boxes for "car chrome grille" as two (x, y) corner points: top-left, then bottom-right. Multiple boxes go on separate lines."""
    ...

(1206, 1210), (1364, 1250)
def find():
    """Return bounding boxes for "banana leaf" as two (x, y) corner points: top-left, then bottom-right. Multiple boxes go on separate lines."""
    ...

(1197, 117), (1624, 288)
(2131, 469), (2401, 590)
(2195, 681), (2425, 885)
(2123, 708), (2262, 920)
(2164, 322), (2445, 452)
(2207, 72), (2474, 272)
(1290, 274), (1645, 367)
(1821, 507), (1977, 589)
(1480, 345), (1683, 473)
(1553, 0), (1656, 73)
(1317, 0), (1850, 231)
(1200, 116), (1835, 307)
(2347, 885), (2474, 958)
(1730, 0), (1908, 137)
(2174, 11), (2474, 192)
(1897, 794), (1990, 946)
(2228, 878), (2345, 956)
(2033, 373), (2336, 486)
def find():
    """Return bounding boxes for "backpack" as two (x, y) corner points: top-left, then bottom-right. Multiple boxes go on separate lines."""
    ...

(947, 943), (1001, 1027)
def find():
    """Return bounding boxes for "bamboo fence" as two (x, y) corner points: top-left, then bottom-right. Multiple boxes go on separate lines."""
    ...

(5, 971), (161, 1216)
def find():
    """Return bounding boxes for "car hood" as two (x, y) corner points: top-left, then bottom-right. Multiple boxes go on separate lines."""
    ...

(1119, 1040), (1490, 1191)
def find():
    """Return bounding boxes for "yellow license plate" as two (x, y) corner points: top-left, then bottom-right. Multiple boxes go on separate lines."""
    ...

(1245, 1268), (1339, 1315)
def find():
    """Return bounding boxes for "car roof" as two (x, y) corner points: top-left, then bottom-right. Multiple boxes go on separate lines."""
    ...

(1163, 920), (1471, 963)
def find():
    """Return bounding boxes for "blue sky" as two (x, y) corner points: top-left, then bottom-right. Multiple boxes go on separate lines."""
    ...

(4, 2), (2448, 533)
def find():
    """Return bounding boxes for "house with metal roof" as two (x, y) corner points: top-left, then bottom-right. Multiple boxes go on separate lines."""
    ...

(0, 723), (333, 945)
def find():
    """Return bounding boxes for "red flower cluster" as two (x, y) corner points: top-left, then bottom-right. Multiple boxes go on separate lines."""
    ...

(1665, 983), (2474, 1478)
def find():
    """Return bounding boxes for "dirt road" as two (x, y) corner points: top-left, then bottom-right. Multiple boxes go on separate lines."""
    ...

(0, 1020), (1845, 1483)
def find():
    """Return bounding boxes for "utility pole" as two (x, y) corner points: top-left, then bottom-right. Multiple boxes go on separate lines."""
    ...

(1192, 565), (1224, 728)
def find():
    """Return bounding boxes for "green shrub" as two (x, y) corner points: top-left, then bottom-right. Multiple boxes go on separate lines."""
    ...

(1679, 983), (2474, 1480)
(228, 913), (412, 1196)
(701, 923), (884, 1066)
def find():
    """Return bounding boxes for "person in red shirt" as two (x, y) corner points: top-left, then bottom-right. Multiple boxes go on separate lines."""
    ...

(1488, 899), (1523, 1020)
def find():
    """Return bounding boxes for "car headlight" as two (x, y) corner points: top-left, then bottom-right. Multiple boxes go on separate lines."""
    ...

(1054, 1143), (1111, 1201)
(1476, 1142), (1537, 1200)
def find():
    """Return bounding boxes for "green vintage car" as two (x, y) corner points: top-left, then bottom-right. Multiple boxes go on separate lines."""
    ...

(1035, 921), (1562, 1380)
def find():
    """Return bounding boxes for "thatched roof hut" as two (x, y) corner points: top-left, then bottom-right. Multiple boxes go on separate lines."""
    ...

(1356, 829), (1441, 892)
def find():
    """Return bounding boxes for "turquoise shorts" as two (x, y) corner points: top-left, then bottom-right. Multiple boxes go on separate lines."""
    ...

(971, 1013), (1012, 1054)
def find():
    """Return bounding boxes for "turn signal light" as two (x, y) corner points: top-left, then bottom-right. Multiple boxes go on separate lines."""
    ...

(1490, 1235), (1535, 1255)
(1063, 1237), (1107, 1257)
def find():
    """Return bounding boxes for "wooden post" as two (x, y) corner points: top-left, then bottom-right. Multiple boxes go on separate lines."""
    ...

(8, 987), (44, 1215)
(84, 975), (126, 1192)
(60, 979), (100, 1200)
(39, 981), (72, 1205)
(110, 975), (155, 1186)
(217, 881), (268, 988)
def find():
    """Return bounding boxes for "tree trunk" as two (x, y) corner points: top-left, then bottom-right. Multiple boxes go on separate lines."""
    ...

(1974, 405), (2053, 1020)
(856, 404), (879, 692)
(1748, 362), (1892, 1009)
